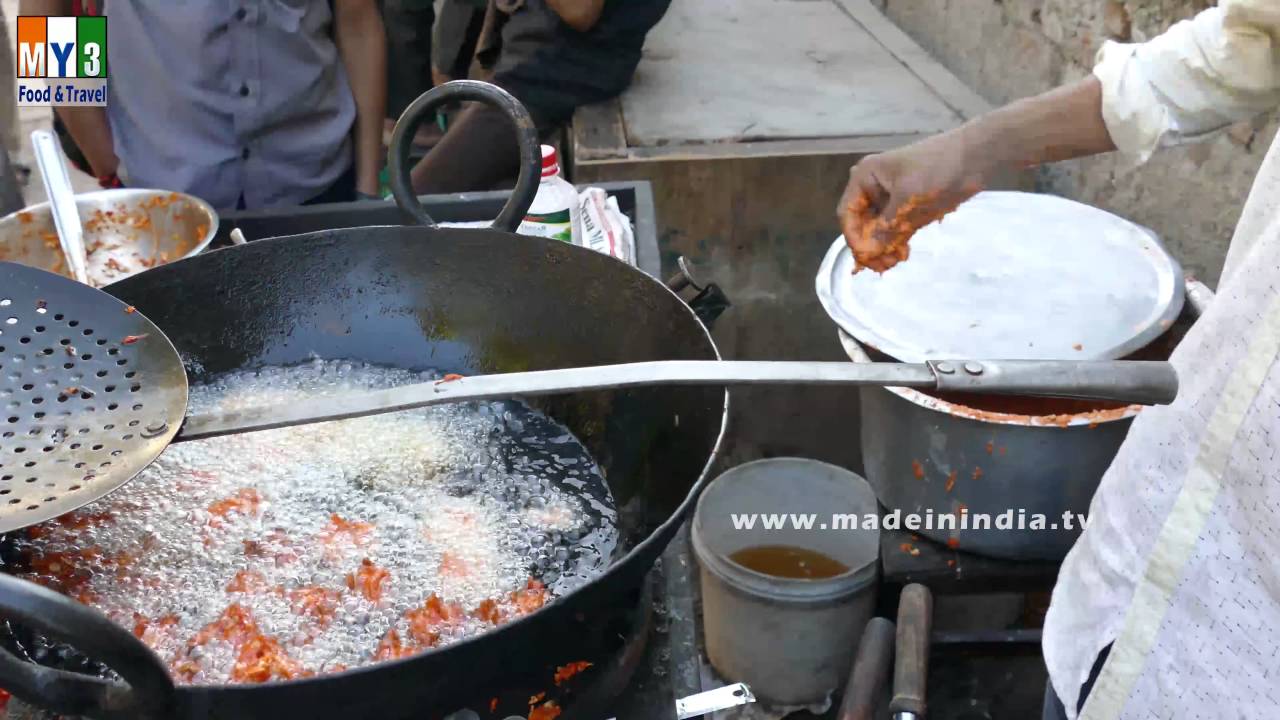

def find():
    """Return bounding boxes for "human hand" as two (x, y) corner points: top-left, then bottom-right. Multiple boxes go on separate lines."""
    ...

(837, 127), (994, 272)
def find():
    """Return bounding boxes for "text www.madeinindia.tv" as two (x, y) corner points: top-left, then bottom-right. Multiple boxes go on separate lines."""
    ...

(730, 509), (1090, 532)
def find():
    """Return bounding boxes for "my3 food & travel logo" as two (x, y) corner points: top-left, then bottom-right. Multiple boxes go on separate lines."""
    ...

(15, 16), (108, 107)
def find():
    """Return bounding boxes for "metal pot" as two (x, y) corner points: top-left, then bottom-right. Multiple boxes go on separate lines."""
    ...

(842, 274), (1207, 561)
(0, 189), (219, 287)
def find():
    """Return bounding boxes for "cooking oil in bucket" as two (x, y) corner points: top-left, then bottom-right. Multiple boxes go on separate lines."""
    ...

(692, 458), (880, 706)
(728, 545), (851, 580)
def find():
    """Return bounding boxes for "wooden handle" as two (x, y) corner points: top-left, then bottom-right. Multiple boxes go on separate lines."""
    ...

(890, 584), (933, 717)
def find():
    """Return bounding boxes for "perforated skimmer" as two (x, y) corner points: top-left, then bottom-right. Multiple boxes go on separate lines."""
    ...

(0, 262), (186, 533)
(0, 261), (1180, 534)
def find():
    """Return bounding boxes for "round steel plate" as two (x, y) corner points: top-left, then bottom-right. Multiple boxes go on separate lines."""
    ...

(816, 191), (1185, 362)
(0, 262), (187, 533)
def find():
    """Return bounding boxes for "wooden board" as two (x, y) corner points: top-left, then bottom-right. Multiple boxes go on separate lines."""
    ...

(619, 0), (967, 146)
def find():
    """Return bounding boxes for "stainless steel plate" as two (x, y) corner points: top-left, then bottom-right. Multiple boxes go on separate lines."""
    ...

(816, 191), (1185, 362)
(0, 262), (187, 533)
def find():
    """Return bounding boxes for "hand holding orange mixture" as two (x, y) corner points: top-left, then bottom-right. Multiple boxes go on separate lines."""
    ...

(841, 190), (964, 272)
(837, 124), (1000, 272)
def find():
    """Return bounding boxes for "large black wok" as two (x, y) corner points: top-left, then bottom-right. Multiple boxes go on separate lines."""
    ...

(0, 83), (728, 719)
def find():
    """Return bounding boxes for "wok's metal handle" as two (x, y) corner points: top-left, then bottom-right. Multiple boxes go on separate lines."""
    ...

(0, 575), (174, 720)
(388, 80), (541, 232)
(838, 616), (896, 720)
(890, 584), (932, 720)
(666, 256), (731, 330)
(928, 359), (1178, 407)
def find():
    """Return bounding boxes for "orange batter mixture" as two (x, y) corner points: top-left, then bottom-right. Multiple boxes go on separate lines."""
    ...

(841, 191), (964, 273)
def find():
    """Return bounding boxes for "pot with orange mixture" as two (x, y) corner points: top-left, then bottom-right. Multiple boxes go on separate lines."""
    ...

(0, 189), (217, 286)
(844, 328), (1186, 560)
(820, 190), (1190, 559)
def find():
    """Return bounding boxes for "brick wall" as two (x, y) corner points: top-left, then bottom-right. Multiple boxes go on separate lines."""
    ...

(874, 0), (1274, 286)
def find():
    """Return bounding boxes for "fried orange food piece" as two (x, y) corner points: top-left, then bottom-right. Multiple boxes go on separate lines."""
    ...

(132, 613), (180, 646)
(319, 513), (374, 546)
(226, 570), (268, 594)
(406, 594), (465, 646)
(345, 558), (390, 602)
(243, 529), (299, 566)
(233, 634), (305, 683)
(374, 629), (415, 661)
(553, 661), (593, 686)
(841, 191), (961, 273)
(511, 579), (548, 616)
(473, 598), (504, 625)
(178, 604), (303, 683)
(529, 701), (562, 720)
(207, 488), (262, 523)
(288, 586), (341, 628)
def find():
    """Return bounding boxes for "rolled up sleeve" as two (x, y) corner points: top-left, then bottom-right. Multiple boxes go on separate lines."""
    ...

(1094, 0), (1280, 163)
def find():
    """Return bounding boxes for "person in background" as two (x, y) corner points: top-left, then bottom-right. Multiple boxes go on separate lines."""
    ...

(22, 0), (386, 211)
(432, 0), (488, 87)
(840, 2), (1280, 719)
(382, 0), (435, 122)
(0, 9), (16, 160)
(409, 0), (671, 194)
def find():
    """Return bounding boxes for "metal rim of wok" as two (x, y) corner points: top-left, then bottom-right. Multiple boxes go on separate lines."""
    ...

(0, 81), (731, 720)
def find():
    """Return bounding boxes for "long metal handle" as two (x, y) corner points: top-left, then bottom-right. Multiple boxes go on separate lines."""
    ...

(176, 359), (1177, 442)
(31, 130), (89, 284)
(927, 359), (1177, 406)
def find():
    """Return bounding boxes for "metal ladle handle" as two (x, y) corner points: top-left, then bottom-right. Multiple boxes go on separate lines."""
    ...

(387, 80), (541, 232)
(175, 359), (1178, 442)
(0, 575), (174, 720)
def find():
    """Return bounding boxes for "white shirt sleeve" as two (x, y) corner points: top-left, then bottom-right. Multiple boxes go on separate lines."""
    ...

(1093, 0), (1280, 163)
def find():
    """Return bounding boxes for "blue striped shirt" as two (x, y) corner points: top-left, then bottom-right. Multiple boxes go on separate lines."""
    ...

(106, 0), (355, 210)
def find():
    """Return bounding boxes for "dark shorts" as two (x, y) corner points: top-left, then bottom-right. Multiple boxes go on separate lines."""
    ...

(489, 0), (671, 129)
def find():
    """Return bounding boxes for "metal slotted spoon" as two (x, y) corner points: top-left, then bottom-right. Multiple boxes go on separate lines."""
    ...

(0, 262), (1180, 533)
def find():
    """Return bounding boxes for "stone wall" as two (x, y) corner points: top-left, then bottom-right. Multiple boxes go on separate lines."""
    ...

(872, 0), (1276, 287)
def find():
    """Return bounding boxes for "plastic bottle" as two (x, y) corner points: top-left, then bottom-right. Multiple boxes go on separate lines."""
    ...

(518, 145), (581, 245)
